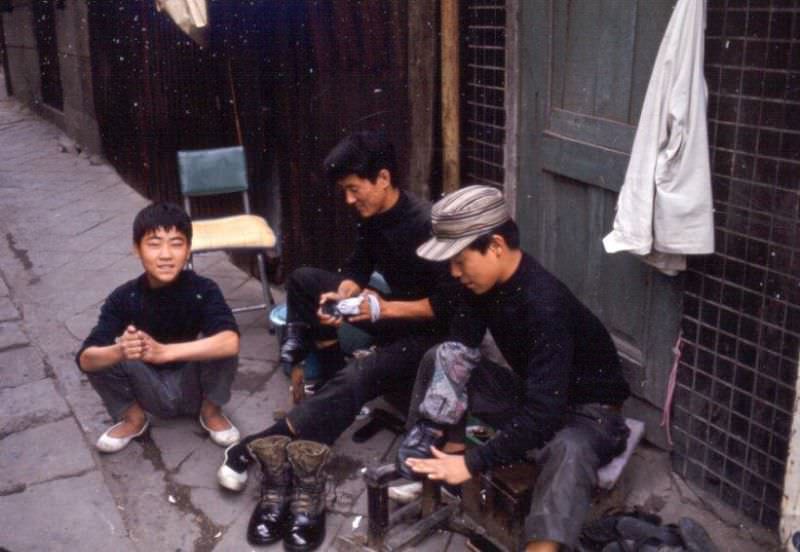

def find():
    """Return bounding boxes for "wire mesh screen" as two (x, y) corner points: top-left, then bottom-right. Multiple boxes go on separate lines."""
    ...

(671, 0), (800, 530)
(462, 0), (506, 188)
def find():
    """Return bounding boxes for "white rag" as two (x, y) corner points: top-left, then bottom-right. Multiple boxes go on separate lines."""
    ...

(603, 0), (714, 275)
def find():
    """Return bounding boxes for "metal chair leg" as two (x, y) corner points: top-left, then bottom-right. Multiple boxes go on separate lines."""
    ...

(256, 251), (275, 308)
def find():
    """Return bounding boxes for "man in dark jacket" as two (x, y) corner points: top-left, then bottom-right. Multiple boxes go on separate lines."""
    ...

(401, 185), (632, 552)
(218, 131), (458, 551)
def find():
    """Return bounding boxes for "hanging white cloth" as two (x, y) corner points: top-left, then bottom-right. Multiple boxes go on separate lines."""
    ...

(156, 0), (208, 47)
(602, 0), (714, 276)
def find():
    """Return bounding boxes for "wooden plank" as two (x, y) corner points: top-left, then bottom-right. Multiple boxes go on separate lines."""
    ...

(561, 0), (601, 115)
(549, 0), (568, 110)
(504, 0), (520, 214)
(441, 0), (460, 193)
(539, 132), (629, 193)
(629, 0), (676, 124)
(549, 108), (635, 153)
(408, 0), (437, 199)
(592, 0), (636, 120)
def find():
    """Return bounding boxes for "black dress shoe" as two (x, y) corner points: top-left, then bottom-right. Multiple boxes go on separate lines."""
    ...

(280, 323), (309, 373)
(395, 419), (446, 480)
(284, 511), (326, 552)
(678, 517), (717, 552)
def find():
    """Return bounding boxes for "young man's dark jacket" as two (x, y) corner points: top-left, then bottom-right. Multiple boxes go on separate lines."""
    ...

(452, 252), (631, 475)
(76, 270), (239, 370)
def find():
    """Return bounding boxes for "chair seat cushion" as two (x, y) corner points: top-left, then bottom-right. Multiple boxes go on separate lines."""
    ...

(191, 215), (276, 252)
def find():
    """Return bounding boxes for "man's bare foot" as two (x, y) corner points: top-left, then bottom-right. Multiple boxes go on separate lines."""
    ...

(108, 403), (147, 438)
(108, 417), (148, 438)
(96, 404), (149, 453)
(199, 400), (240, 447)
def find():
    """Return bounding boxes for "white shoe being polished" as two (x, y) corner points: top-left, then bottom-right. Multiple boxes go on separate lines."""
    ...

(199, 414), (240, 447)
(217, 443), (250, 491)
(96, 419), (150, 453)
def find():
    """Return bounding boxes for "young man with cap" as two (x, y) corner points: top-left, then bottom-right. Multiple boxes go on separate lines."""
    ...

(400, 185), (632, 552)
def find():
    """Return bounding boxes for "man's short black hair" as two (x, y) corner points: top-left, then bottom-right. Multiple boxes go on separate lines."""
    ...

(132, 202), (192, 245)
(466, 219), (520, 253)
(323, 130), (397, 185)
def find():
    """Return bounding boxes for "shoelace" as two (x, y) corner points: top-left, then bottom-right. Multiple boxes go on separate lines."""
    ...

(290, 478), (324, 515)
(258, 469), (290, 506)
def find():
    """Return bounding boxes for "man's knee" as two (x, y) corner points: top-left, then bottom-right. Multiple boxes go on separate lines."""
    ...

(287, 266), (327, 294)
(420, 345), (439, 373)
(541, 432), (597, 467)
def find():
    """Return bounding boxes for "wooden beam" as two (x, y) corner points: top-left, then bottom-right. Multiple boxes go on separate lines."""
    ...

(441, 0), (459, 194)
(408, 0), (436, 199)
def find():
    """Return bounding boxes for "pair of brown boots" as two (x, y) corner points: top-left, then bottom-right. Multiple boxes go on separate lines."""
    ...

(246, 436), (331, 551)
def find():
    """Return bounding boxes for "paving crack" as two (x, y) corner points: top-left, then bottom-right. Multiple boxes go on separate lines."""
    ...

(139, 434), (224, 551)
(5, 232), (33, 271)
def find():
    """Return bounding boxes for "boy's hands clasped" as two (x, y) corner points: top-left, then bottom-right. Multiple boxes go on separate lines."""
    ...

(118, 325), (171, 364)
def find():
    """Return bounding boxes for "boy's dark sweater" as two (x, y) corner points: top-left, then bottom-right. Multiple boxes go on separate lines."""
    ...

(460, 253), (631, 475)
(76, 270), (238, 369)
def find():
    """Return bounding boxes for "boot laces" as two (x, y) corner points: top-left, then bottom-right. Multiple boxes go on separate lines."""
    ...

(290, 476), (324, 515)
(258, 470), (289, 507)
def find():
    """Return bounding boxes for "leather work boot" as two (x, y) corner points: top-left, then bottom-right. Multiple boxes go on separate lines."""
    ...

(395, 419), (446, 480)
(246, 436), (293, 546)
(284, 440), (331, 551)
(280, 323), (309, 374)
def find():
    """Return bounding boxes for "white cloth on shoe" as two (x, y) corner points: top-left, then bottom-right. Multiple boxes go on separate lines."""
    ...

(603, 0), (714, 275)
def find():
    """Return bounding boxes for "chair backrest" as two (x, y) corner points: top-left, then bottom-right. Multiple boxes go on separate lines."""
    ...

(177, 146), (249, 198)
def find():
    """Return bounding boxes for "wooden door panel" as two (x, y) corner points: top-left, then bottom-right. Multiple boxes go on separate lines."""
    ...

(517, 0), (680, 439)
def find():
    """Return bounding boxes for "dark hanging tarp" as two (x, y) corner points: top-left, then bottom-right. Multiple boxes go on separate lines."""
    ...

(88, 0), (410, 276)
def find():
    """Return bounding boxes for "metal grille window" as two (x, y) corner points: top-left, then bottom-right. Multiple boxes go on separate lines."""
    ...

(671, 1), (800, 529)
(462, 0), (505, 188)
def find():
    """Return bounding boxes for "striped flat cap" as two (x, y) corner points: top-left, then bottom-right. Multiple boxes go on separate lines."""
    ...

(417, 185), (511, 261)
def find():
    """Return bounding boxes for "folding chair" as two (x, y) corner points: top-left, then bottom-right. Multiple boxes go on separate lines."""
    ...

(177, 145), (276, 313)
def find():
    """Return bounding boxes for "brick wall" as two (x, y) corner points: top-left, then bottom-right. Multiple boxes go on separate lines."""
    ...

(671, 0), (800, 529)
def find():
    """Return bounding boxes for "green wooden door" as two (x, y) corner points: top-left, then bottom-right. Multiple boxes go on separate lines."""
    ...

(514, 0), (681, 445)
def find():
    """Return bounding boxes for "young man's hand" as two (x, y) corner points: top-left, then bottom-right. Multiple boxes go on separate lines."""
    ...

(346, 290), (385, 323)
(137, 329), (172, 364)
(317, 292), (344, 327)
(404, 446), (472, 485)
(118, 325), (145, 360)
(317, 279), (363, 327)
(337, 279), (362, 298)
